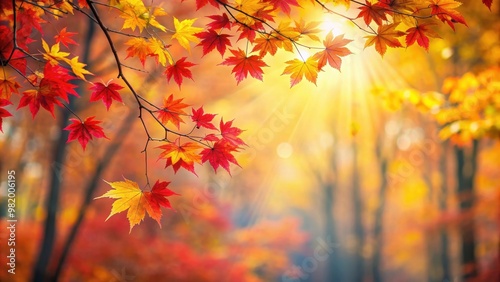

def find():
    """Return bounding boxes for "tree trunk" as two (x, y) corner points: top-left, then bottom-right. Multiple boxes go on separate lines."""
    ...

(439, 142), (451, 281)
(50, 110), (136, 280)
(352, 141), (365, 282)
(372, 158), (388, 282)
(32, 19), (95, 282)
(455, 140), (479, 280)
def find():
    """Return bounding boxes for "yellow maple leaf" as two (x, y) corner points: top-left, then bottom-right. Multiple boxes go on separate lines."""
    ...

(148, 37), (173, 66)
(68, 56), (93, 80)
(42, 39), (70, 66)
(322, 0), (350, 8)
(120, 5), (148, 32)
(95, 178), (148, 233)
(277, 21), (301, 52)
(171, 17), (203, 52)
(147, 7), (167, 32)
(54, 0), (74, 15)
(282, 57), (319, 87)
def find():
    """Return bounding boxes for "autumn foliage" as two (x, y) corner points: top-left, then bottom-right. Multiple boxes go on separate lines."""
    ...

(0, 0), (489, 231)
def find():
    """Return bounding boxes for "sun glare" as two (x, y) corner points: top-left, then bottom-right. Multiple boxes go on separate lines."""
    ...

(320, 19), (346, 36)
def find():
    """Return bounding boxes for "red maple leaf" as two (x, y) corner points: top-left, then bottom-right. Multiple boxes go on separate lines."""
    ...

(8, 50), (27, 75)
(165, 57), (196, 89)
(18, 63), (78, 117)
(482, 0), (492, 10)
(220, 118), (245, 147)
(201, 140), (240, 174)
(18, 89), (62, 118)
(157, 94), (189, 129)
(54, 27), (78, 47)
(64, 116), (108, 150)
(144, 180), (179, 227)
(269, 0), (300, 16)
(191, 106), (217, 130)
(192, 0), (221, 10)
(0, 99), (12, 132)
(220, 49), (268, 84)
(206, 13), (231, 30)
(17, 7), (44, 34)
(41, 63), (78, 103)
(236, 26), (257, 42)
(357, 0), (388, 26)
(0, 27), (27, 74)
(429, 0), (467, 30)
(196, 30), (232, 57)
(203, 133), (220, 142)
(405, 23), (440, 51)
(89, 81), (124, 110)
(313, 32), (352, 71)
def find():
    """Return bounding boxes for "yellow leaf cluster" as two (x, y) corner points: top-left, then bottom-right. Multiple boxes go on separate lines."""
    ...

(437, 67), (500, 142)
(171, 17), (203, 52)
(115, 0), (167, 32)
(42, 39), (93, 80)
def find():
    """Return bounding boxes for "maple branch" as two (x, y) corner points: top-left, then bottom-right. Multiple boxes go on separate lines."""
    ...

(72, 3), (150, 39)
(61, 103), (82, 122)
(137, 95), (160, 110)
(4, 0), (17, 64)
(315, 0), (376, 34)
(349, 0), (434, 20)
(217, 0), (324, 51)
(21, 0), (67, 17)
(145, 109), (211, 147)
(86, 0), (124, 78)
(142, 138), (151, 187)
(120, 63), (149, 73)
(86, 0), (159, 185)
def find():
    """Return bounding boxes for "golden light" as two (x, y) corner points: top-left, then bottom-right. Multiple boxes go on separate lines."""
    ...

(212, 8), (415, 219)
(277, 142), (294, 158)
(320, 19), (346, 36)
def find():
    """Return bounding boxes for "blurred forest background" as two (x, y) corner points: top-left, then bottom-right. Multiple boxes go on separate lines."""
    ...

(0, 0), (499, 281)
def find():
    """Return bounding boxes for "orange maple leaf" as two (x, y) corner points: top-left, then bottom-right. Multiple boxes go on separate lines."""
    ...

(364, 23), (405, 56)
(0, 76), (20, 100)
(157, 137), (203, 174)
(125, 37), (152, 66)
(220, 48), (268, 84)
(252, 34), (282, 57)
(54, 27), (77, 47)
(156, 94), (189, 129)
(313, 32), (352, 71)
(429, 0), (467, 30)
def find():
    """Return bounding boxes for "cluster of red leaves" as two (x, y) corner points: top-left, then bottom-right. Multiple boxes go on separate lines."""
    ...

(98, 95), (244, 230)
(156, 95), (245, 176)
(0, 0), (490, 231)
(18, 63), (78, 117)
(180, 0), (475, 87)
(360, 0), (467, 54)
